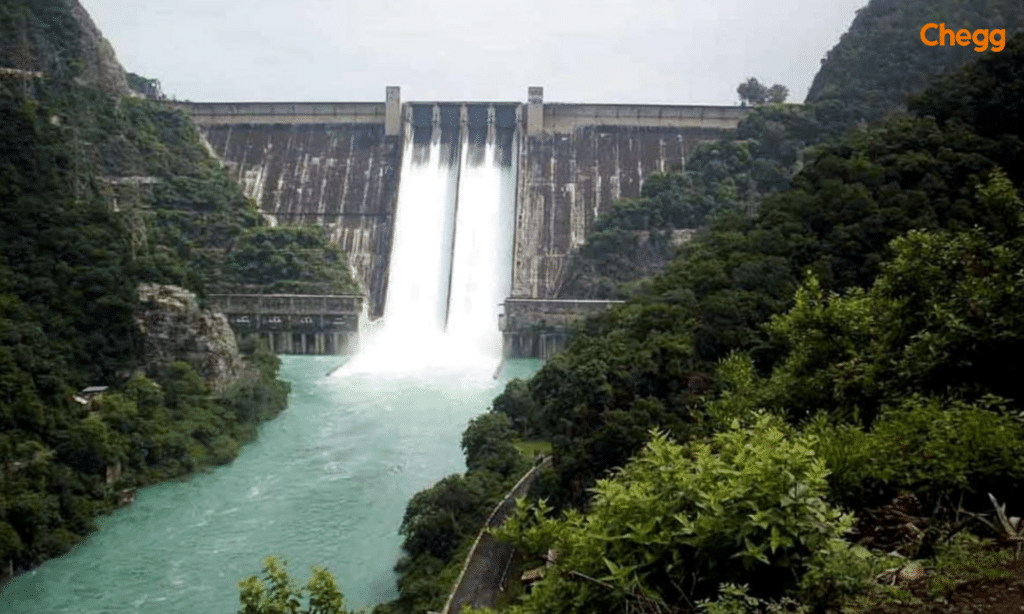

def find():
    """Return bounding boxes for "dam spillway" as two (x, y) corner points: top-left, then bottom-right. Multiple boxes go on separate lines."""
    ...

(175, 89), (746, 356)
(362, 101), (517, 366)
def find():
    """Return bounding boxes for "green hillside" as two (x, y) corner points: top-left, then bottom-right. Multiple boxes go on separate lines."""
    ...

(372, 10), (1024, 614)
(0, 0), (357, 576)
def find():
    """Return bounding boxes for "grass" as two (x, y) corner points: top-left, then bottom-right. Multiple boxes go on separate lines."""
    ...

(513, 439), (552, 459)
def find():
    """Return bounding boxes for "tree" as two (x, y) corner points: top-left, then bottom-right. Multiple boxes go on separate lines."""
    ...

(237, 556), (351, 614)
(460, 412), (523, 477)
(767, 83), (789, 104)
(398, 474), (491, 560)
(737, 78), (788, 106)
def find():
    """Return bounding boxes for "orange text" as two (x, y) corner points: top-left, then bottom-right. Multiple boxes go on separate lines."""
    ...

(920, 23), (1005, 52)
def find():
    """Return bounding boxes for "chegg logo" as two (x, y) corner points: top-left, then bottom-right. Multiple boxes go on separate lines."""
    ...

(920, 23), (1006, 52)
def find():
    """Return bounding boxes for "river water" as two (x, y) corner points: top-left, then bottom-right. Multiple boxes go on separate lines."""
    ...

(0, 355), (540, 613)
(2, 108), (530, 612)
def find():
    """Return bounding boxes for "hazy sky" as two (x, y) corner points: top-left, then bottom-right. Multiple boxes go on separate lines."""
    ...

(79, 0), (868, 105)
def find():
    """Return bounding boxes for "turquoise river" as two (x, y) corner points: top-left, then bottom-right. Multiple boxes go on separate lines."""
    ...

(0, 355), (541, 613)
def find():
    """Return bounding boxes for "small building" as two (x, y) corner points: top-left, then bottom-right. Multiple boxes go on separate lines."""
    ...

(74, 385), (109, 406)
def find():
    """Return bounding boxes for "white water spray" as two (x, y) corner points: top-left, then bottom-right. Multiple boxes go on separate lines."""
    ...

(446, 141), (515, 357)
(337, 123), (515, 376)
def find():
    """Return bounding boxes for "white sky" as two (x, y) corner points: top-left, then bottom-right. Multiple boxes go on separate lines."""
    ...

(79, 0), (869, 105)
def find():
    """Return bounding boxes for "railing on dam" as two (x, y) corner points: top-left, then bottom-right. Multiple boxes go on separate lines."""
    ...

(208, 293), (364, 355)
(500, 298), (625, 359)
(541, 103), (747, 132)
(170, 101), (387, 125)
(171, 99), (746, 131)
(208, 293), (363, 316)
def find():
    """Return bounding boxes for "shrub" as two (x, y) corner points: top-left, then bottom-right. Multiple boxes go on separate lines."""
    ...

(809, 395), (1024, 510)
(494, 414), (854, 612)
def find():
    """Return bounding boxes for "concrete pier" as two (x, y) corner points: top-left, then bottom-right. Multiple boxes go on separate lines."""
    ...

(208, 294), (362, 355)
(499, 298), (625, 359)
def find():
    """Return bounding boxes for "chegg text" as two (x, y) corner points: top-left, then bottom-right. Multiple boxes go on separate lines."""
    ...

(920, 23), (1005, 52)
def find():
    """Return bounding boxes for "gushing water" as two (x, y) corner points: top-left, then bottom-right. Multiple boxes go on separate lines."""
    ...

(446, 140), (516, 358)
(339, 124), (515, 375)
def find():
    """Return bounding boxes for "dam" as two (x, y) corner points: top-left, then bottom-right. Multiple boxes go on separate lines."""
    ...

(176, 88), (746, 356)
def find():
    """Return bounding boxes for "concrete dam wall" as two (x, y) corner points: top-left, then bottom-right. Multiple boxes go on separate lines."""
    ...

(182, 98), (402, 318)
(513, 98), (746, 298)
(175, 89), (746, 355)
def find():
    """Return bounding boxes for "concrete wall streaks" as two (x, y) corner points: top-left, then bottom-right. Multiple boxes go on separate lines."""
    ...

(175, 91), (746, 356)
(511, 123), (730, 299)
(198, 121), (401, 317)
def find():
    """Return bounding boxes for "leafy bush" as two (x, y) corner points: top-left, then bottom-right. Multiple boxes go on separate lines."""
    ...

(494, 415), (854, 613)
(809, 396), (1024, 510)
(796, 538), (903, 611)
(237, 556), (352, 614)
(698, 583), (808, 614)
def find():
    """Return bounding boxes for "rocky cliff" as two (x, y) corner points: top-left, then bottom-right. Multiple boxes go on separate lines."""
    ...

(0, 0), (129, 95)
(134, 284), (243, 393)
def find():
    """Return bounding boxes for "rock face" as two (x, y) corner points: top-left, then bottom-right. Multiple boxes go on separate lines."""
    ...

(134, 284), (242, 393)
(0, 0), (129, 95)
(65, 0), (129, 94)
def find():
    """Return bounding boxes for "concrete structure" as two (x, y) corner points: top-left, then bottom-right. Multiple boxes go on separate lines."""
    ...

(526, 86), (544, 135)
(207, 294), (362, 355)
(500, 298), (625, 359)
(512, 100), (746, 299)
(385, 85), (401, 136)
(175, 88), (746, 357)
(180, 97), (401, 318)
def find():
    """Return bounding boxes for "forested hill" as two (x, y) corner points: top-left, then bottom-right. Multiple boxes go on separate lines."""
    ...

(558, 0), (1024, 299)
(0, 0), (356, 576)
(807, 0), (1024, 132)
(476, 30), (1024, 614)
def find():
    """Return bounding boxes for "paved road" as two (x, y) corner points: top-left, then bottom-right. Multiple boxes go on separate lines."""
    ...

(443, 458), (551, 614)
(446, 533), (517, 612)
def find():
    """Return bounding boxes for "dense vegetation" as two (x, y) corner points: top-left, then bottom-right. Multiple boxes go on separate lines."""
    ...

(807, 0), (1024, 133)
(222, 226), (361, 295)
(0, 0), (358, 577)
(473, 29), (1024, 614)
(561, 0), (1024, 300)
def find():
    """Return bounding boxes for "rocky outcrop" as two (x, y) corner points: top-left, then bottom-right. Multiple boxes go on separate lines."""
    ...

(65, 0), (129, 94)
(134, 284), (242, 393)
(0, 0), (129, 95)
